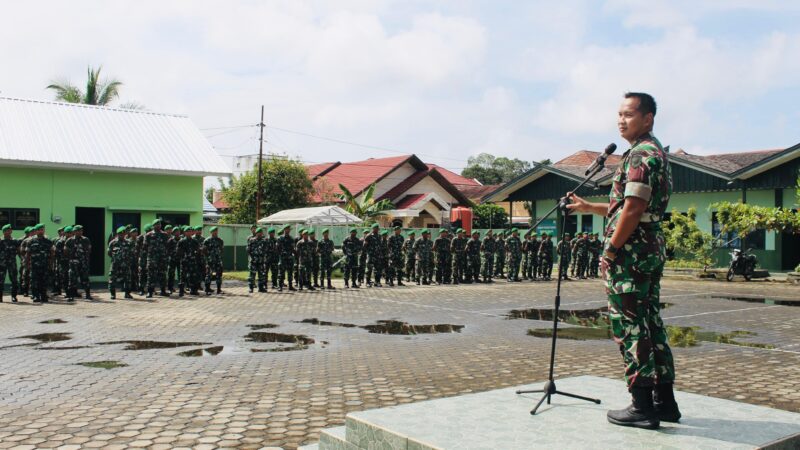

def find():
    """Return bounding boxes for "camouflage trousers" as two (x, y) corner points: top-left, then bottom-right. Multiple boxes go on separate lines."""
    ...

(538, 255), (552, 279)
(482, 253), (494, 281)
(389, 255), (404, 283)
(366, 255), (381, 285)
(344, 255), (359, 285)
(435, 254), (449, 284)
(589, 254), (600, 277)
(570, 251), (578, 276)
(405, 256), (416, 282)
(358, 254), (367, 283)
(30, 261), (49, 299)
(248, 259), (266, 289)
(205, 259), (223, 289)
(138, 257), (148, 292)
(507, 254), (521, 280)
(68, 259), (89, 292)
(416, 257), (432, 283)
(108, 263), (130, 293)
(167, 258), (180, 291)
(311, 256), (320, 286)
(278, 255), (295, 287)
(180, 259), (200, 290)
(147, 257), (167, 291)
(466, 254), (481, 282)
(558, 255), (570, 279)
(266, 259), (278, 287)
(320, 256), (333, 282)
(524, 253), (538, 279)
(451, 253), (466, 283)
(0, 263), (18, 296)
(297, 259), (313, 288)
(494, 252), (505, 277)
(576, 254), (589, 278)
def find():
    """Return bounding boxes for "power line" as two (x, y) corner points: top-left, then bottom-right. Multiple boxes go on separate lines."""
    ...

(200, 124), (257, 131)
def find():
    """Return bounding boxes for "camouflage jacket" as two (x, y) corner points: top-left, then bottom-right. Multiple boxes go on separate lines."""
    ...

(247, 236), (267, 262)
(480, 236), (495, 255)
(0, 236), (19, 267)
(557, 239), (571, 258)
(277, 234), (295, 256)
(108, 237), (134, 269)
(144, 230), (169, 260)
(505, 236), (522, 257)
(402, 238), (416, 259)
(538, 239), (553, 259)
(575, 237), (589, 257)
(342, 236), (361, 258)
(450, 236), (467, 255)
(203, 236), (224, 263)
(466, 237), (481, 257)
(296, 239), (315, 264)
(363, 233), (381, 258)
(388, 234), (404, 261)
(318, 238), (334, 260)
(177, 236), (201, 263)
(413, 238), (433, 262)
(432, 237), (450, 260)
(65, 236), (87, 262)
(27, 235), (53, 266)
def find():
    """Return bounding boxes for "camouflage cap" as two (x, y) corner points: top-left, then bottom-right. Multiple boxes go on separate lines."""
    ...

(143, 224), (152, 232)
(472, 230), (480, 235)
(564, 233), (571, 237)
(349, 228), (357, 233)
(116, 226), (126, 234)
(281, 224), (291, 231)
(268, 227), (276, 233)
(256, 227), (264, 233)
(1, 224), (11, 231)
(407, 230), (416, 235)
(309, 229), (316, 235)
(23, 226), (31, 233)
(152, 218), (163, 225)
(129, 227), (138, 233)
(181, 226), (190, 232)
(322, 228), (330, 234)
(511, 227), (518, 233)
(194, 226), (202, 231)
(421, 229), (430, 235)
(393, 226), (401, 230)
(300, 229), (308, 235)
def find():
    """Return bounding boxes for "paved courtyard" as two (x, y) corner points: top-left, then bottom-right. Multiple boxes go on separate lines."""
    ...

(1, 278), (799, 449)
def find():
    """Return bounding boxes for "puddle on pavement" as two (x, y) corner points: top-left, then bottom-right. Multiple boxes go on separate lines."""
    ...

(15, 333), (72, 343)
(0, 343), (39, 350)
(298, 318), (465, 335)
(76, 360), (128, 369)
(39, 319), (68, 324)
(508, 303), (672, 327)
(711, 296), (800, 307)
(86, 316), (99, 319)
(251, 345), (309, 352)
(247, 324), (280, 330)
(37, 346), (93, 350)
(245, 332), (315, 345)
(178, 346), (225, 357)
(528, 325), (774, 349)
(98, 340), (211, 350)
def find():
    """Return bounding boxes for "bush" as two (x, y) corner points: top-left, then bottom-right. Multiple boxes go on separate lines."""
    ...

(665, 259), (707, 269)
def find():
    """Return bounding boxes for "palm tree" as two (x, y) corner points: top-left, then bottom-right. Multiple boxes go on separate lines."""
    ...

(47, 66), (141, 109)
(337, 183), (394, 224)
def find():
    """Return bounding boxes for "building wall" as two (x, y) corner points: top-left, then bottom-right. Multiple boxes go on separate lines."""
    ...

(402, 175), (458, 205)
(371, 162), (417, 200)
(0, 166), (204, 280)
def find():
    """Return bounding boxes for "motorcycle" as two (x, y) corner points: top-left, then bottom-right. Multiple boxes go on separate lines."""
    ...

(726, 248), (757, 281)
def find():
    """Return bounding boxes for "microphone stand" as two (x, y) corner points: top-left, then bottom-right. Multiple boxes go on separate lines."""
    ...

(515, 159), (607, 415)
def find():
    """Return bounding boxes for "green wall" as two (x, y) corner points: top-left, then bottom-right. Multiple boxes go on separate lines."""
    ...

(0, 166), (204, 280)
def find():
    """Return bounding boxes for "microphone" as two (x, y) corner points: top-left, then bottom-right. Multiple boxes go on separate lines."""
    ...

(585, 143), (617, 175)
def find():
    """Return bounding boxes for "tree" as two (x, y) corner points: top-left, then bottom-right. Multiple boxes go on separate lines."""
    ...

(204, 186), (216, 203)
(472, 203), (509, 229)
(664, 207), (716, 270)
(46, 65), (142, 109)
(461, 153), (533, 185)
(712, 201), (799, 238)
(337, 183), (394, 224)
(220, 158), (312, 224)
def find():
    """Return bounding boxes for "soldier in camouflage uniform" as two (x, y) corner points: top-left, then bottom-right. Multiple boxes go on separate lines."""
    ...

(363, 224), (382, 287)
(567, 92), (677, 429)
(378, 229), (391, 286)
(388, 226), (405, 286)
(128, 228), (140, 293)
(493, 231), (506, 278)
(465, 230), (481, 283)
(55, 227), (72, 296)
(589, 233), (601, 278)
(175, 226), (196, 296)
(266, 227), (279, 288)
(277, 225), (297, 292)
(27, 224), (53, 303)
(136, 224), (150, 295)
(247, 228), (267, 293)
(449, 228), (467, 284)
(0, 224), (19, 302)
(480, 230), (495, 283)
(413, 229), (433, 285)
(432, 229), (450, 285)
(358, 229), (369, 285)
(65, 225), (91, 300)
(527, 233), (540, 280)
(166, 226), (181, 293)
(538, 232), (553, 280)
(318, 229), (335, 289)
(557, 233), (572, 281)
(569, 234), (579, 277)
(309, 230), (320, 288)
(576, 232), (590, 279)
(203, 226), (224, 294)
(108, 226), (134, 299)
(296, 229), (316, 291)
(342, 228), (361, 288)
(403, 231), (417, 283)
(51, 227), (64, 296)
(143, 219), (169, 298)
(521, 232), (530, 280)
(505, 228), (522, 282)
(18, 227), (32, 297)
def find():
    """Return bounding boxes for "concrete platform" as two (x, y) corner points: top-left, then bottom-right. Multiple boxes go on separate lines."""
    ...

(303, 376), (800, 450)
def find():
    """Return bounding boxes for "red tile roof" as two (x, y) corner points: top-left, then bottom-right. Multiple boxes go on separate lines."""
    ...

(671, 148), (783, 174)
(426, 164), (481, 186)
(306, 162), (339, 178)
(212, 199), (229, 209)
(393, 194), (427, 209)
(459, 184), (501, 200)
(309, 155), (424, 203)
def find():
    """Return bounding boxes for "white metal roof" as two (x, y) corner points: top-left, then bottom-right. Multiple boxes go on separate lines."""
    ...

(0, 97), (231, 176)
(258, 206), (363, 225)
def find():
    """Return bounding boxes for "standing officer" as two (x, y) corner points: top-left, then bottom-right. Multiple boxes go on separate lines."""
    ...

(27, 224), (53, 303)
(108, 226), (134, 299)
(403, 231), (417, 283)
(521, 231), (531, 280)
(576, 232), (590, 279)
(136, 224), (150, 295)
(342, 228), (361, 288)
(52, 227), (65, 296)
(480, 230), (495, 283)
(494, 230), (507, 279)
(378, 229), (390, 286)
(589, 232), (601, 278)
(505, 228), (523, 282)
(432, 229), (450, 285)
(357, 229), (369, 286)
(0, 224), (19, 302)
(296, 229), (316, 291)
(557, 233), (572, 281)
(450, 228), (467, 285)
(318, 228), (335, 289)
(247, 227), (267, 293)
(567, 92), (677, 429)
(527, 232), (541, 281)
(388, 226), (405, 286)
(144, 219), (169, 298)
(465, 230), (481, 283)
(277, 225), (296, 292)
(266, 227), (279, 289)
(203, 226), (224, 294)
(18, 227), (33, 297)
(166, 225), (181, 293)
(413, 229), (433, 285)
(309, 230), (321, 288)
(538, 232), (553, 280)
(363, 224), (381, 287)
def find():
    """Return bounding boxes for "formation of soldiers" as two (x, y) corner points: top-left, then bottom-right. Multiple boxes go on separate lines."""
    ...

(244, 223), (603, 290)
(0, 219), (225, 303)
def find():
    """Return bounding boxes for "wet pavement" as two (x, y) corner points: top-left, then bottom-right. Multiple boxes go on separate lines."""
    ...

(0, 278), (799, 449)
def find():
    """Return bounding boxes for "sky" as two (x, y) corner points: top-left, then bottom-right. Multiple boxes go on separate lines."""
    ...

(2, 0), (800, 186)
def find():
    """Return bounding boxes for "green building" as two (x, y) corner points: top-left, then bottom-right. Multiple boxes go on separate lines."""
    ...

(0, 97), (230, 280)
(484, 144), (800, 272)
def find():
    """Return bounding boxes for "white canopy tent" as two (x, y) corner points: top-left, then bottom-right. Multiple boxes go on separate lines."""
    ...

(258, 206), (363, 226)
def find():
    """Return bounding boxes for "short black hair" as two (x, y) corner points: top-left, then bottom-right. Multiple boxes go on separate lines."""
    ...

(624, 92), (656, 116)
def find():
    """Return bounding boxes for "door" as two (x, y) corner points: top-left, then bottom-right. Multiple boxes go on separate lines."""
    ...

(111, 212), (140, 244)
(781, 229), (800, 271)
(75, 207), (105, 276)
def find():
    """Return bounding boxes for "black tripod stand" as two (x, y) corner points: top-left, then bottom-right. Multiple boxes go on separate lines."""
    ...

(515, 161), (608, 415)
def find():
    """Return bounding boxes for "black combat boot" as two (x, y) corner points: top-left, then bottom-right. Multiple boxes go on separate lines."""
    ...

(397, 279), (404, 286)
(179, 284), (185, 297)
(0, 290), (3, 303)
(216, 282), (223, 294)
(146, 288), (154, 299)
(124, 291), (133, 299)
(307, 283), (316, 291)
(654, 383), (682, 423)
(288, 283), (296, 292)
(327, 279), (335, 289)
(205, 283), (213, 295)
(607, 386), (660, 430)
(190, 287), (199, 295)
(85, 288), (92, 300)
(344, 280), (349, 288)
(160, 287), (169, 297)
(110, 287), (116, 300)
(258, 285), (267, 293)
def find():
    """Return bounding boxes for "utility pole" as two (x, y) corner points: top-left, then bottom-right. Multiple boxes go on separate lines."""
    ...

(255, 105), (265, 222)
